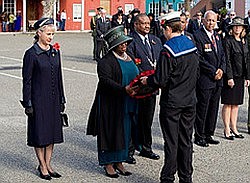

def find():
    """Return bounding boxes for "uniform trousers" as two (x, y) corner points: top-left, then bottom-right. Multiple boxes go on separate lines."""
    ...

(138, 95), (156, 152)
(194, 86), (222, 140)
(159, 106), (195, 183)
(129, 95), (156, 155)
(96, 40), (107, 61)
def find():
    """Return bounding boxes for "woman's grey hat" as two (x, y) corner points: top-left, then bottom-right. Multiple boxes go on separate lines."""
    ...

(104, 25), (132, 51)
(229, 16), (248, 29)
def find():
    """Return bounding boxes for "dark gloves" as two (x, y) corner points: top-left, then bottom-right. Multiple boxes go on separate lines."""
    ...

(25, 107), (33, 117)
(61, 104), (65, 113)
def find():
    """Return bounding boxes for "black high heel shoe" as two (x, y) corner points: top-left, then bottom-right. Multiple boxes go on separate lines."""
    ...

(113, 164), (132, 176)
(103, 167), (119, 178)
(224, 131), (234, 140)
(230, 128), (244, 139)
(37, 166), (52, 180)
(48, 170), (62, 178)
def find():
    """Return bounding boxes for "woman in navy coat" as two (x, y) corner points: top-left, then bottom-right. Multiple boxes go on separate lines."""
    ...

(21, 18), (66, 180)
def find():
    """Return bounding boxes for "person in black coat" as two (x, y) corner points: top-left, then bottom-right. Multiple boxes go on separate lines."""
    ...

(87, 26), (139, 178)
(192, 11), (203, 33)
(221, 17), (250, 140)
(141, 11), (199, 183)
(180, 13), (196, 43)
(111, 12), (128, 34)
(194, 10), (226, 147)
(220, 11), (236, 38)
(185, 11), (194, 34)
(95, 9), (112, 61)
(244, 9), (250, 33)
(21, 18), (66, 180)
(127, 13), (162, 163)
(90, 7), (103, 60)
(148, 13), (161, 37)
(129, 8), (140, 34)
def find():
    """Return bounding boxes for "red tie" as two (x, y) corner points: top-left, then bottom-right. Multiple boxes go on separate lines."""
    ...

(211, 35), (217, 52)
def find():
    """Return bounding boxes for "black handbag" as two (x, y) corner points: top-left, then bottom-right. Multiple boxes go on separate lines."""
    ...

(61, 113), (69, 127)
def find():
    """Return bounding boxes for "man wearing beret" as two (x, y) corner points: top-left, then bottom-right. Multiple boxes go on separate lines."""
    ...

(141, 11), (199, 183)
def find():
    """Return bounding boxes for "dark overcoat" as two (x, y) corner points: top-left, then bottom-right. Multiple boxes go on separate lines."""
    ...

(87, 52), (128, 151)
(22, 43), (66, 147)
(223, 35), (250, 80)
(194, 27), (226, 89)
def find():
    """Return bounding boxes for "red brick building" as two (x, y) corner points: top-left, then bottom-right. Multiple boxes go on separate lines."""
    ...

(0, 0), (145, 32)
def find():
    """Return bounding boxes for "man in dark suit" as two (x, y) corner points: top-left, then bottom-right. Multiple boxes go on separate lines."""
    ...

(192, 11), (203, 33)
(180, 13), (195, 43)
(220, 11), (236, 38)
(127, 13), (162, 163)
(95, 9), (111, 61)
(244, 9), (250, 33)
(90, 7), (103, 60)
(194, 10), (226, 147)
(185, 11), (194, 34)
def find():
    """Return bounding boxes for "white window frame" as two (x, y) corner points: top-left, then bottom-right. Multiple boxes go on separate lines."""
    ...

(125, 4), (134, 15)
(149, 2), (160, 20)
(2, 0), (16, 14)
(73, 4), (82, 22)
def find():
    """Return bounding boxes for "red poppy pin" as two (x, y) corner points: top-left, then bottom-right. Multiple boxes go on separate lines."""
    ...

(53, 42), (60, 51)
(134, 58), (141, 65)
(52, 42), (60, 57)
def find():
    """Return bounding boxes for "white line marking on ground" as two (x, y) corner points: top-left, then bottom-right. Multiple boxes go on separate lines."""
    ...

(0, 55), (97, 77)
(0, 72), (22, 80)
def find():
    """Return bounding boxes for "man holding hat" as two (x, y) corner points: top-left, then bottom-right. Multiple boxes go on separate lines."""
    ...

(140, 11), (199, 183)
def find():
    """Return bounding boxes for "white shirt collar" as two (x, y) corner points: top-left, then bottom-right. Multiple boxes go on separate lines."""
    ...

(203, 25), (214, 41)
(137, 32), (149, 43)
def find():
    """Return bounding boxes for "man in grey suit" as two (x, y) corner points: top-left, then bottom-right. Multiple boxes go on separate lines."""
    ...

(127, 13), (162, 163)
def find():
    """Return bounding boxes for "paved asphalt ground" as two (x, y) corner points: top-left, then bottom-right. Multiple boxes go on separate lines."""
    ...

(0, 32), (250, 183)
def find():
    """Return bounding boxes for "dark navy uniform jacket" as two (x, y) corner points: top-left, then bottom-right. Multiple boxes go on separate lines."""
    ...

(194, 27), (226, 89)
(22, 43), (66, 147)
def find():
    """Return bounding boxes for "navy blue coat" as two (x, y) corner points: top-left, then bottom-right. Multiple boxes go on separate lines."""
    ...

(127, 31), (162, 72)
(194, 27), (226, 89)
(22, 43), (66, 147)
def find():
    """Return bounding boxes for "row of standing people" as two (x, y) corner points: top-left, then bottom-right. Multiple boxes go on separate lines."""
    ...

(183, 9), (250, 145)
(90, 6), (145, 62)
(0, 10), (22, 32)
(20, 10), (250, 183)
(87, 9), (250, 182)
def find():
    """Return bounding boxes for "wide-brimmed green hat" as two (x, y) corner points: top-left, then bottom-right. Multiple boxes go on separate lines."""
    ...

(104, 25), (132, 51)
(228, 16), (248, 29)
